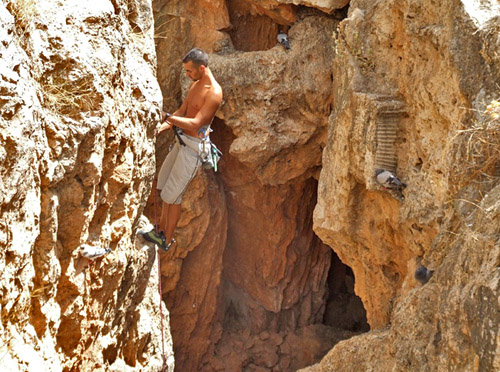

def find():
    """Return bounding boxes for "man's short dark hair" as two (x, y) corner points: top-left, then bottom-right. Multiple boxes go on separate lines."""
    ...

(182, 48), (208, 67)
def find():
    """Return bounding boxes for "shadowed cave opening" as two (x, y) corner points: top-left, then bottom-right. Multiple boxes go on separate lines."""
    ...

(225, 0), (283, 51)
(212, 117), (369, 334)
(323, 251), (370, 332)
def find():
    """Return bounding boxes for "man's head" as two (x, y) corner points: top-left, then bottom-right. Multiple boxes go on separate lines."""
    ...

(183, 48), (208, 81)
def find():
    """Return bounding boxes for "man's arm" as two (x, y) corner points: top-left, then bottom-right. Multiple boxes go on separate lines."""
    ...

(158, 93), (190, 132)
(167, 91), (221, 133)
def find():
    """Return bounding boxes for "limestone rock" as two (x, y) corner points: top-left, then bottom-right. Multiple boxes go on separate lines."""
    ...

(161, 171), (228, 372)
(152, 7), (345, 372)
(230, 0), (298, 25)
(157, 0), (499, 370)
(212, 15), (335, 186)
(274, 0), (349, 14)
(0, 1), (173, 371)
(309, 0), (500, 370)
(303, 184), (500, 372)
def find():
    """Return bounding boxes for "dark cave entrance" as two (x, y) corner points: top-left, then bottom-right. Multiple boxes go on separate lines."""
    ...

(323, 251), (370, 332)
(225, 0), (281, 51)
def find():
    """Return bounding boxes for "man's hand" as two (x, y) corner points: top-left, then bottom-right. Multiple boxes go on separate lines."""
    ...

(158, 122), (172, 135)
(158, 111), (172, 135)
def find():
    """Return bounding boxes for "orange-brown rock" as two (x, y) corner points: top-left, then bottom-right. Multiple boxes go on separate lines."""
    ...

(0, 0), (173, 371)
(153, 5), (354, 371)
(3, 0), (498, 371)
(260, 0), (349, 14)
(227, 0), (285, 51)
(308, 0), (499, 370)
(229, 0), (297, 26)
(155, 0), (499, 371)
(159, 171), (228, 372)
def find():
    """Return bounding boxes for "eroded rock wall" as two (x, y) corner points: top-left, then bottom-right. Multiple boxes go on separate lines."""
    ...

(307, 0), (499, 370)
(154, 0), (498, 371)
(0, 0), (173, 371)
(153, 0), (363, 371)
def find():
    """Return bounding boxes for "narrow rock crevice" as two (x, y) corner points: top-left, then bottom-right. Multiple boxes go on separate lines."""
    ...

(190, 119), (368, 370)
(152, 2), (351, 370)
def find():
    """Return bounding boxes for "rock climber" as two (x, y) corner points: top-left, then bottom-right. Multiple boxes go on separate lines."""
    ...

(141, 48), (223, 251)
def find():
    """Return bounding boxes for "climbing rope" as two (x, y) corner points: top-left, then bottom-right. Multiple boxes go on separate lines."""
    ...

(158, 248), (167, 372)
(154, 179), (168, 372)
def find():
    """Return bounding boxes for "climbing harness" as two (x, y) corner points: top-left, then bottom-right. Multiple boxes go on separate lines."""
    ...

(166, 109), (222, 171)
(172, 125), (186, 147)
(165, 125), (221, 204)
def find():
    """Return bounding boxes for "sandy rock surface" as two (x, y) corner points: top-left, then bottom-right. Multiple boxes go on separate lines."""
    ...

(2, 0), (499, 371)
(308, 0), (500, 370)
(155, 0), (499, 371)
(0, 0), (173, 371)
(153, 2), (356, 370)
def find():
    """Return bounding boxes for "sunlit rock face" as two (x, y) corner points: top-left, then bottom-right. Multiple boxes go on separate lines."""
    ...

(153, 0), (498, 371)
(153, 0), (366, 370)
(306, 0), (499, 371)
(0, 1), (173, 371)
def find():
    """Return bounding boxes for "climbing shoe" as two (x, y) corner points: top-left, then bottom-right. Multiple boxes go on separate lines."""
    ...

(140, 229), (167, 251)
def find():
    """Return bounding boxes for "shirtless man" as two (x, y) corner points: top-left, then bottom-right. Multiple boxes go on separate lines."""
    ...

(141, 48), (223, 251)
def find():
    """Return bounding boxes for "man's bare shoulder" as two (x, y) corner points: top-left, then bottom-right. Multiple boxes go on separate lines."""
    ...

(208, 80), (223, 101)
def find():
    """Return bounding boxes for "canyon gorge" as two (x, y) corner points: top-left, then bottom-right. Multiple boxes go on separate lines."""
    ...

(0, 0), (499, 372)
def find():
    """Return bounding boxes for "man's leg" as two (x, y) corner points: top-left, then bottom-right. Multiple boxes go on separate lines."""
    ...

(143, 137), (199, 249)
(157, 201), (180, 244)
(159, 201), (169, 233)
(142, 201), (174, 251)
(164, 203), (181, 242)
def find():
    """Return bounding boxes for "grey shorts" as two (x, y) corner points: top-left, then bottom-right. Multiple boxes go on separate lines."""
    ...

(157, 133), (201, 204)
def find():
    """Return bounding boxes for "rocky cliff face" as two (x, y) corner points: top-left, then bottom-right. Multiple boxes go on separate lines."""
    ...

(2, 0), (498, 371)
(153, 1), (369, 371)
(154, 0), (362, 371)
(0, 1), (173, 371)
(306, 0), (500, 370)
(155, 0), (499, 371)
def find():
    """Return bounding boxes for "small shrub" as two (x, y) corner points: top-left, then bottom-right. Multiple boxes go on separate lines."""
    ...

(450, 99), (500, 190)
(6, 0), (39, 32)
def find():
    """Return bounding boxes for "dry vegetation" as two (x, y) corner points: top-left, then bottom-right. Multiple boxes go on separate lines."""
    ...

(449, 99), (500, 195)
(40, 79), (97, 115)
(437, 98), (500, 266)
(6, 0), (38, 31)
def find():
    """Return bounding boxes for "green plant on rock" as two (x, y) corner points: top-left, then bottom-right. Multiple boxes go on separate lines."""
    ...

(333, 27), (344, 57)
(333, 26), (375, 72)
